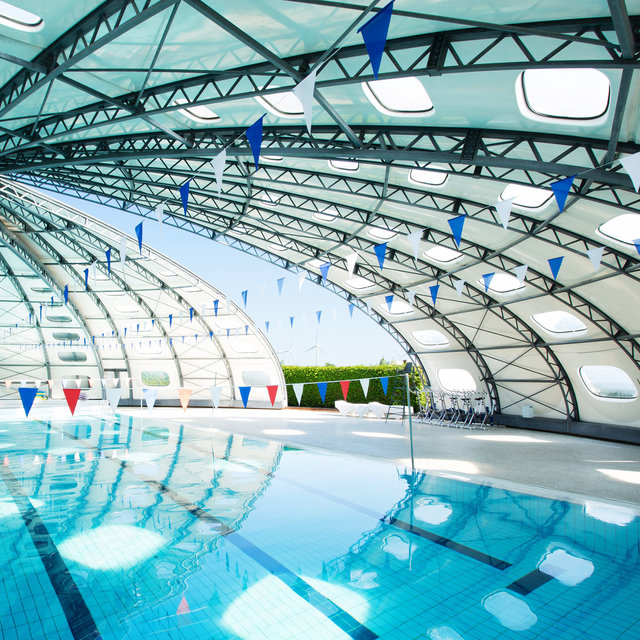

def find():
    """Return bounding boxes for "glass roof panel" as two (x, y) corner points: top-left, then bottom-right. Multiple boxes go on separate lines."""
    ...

(412, 329), (450, 348)
(255, 92), (304, 118)
(532, 311), (587, 335)
(362, 77), (434, 117)
(480, 273), (525, 294)
(0, 1), (43, 31)
(424, 246), (462, 264)
(409, 165), (448, 187)
(501, 184), (553, 210)
(174, 98), (220, 123)
(598, 214), (640, 246)
(329, 159), (359, 173)
(579, 366), (637, 400)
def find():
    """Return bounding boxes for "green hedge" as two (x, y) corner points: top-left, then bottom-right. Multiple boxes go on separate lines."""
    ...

(282, 365), (424, 409)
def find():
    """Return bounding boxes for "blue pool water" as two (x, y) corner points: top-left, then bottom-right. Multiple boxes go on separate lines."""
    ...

(0, 414), (638, 640)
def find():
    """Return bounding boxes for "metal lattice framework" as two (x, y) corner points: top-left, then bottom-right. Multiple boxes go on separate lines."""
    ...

(0, 0), (639, 426)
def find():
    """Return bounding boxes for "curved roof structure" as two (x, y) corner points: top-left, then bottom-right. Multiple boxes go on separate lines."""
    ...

(0, 1), (639, 431)
(0, 178), (286, 407)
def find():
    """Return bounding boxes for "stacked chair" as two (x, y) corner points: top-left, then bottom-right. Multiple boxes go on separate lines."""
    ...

(414, 388), (494, 429)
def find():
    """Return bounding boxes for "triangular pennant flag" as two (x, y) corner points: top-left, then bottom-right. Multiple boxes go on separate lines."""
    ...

(385, 294), (394, 312)
(293, 383), (304, 405)
(241, 290), (248, 307)
(380, 376), (389, 395)
(106, 248), (111, 276)
(120, 236), (127, 269)
(374, 243), (387, 270)
(63, 285), (68, 305)
(587, 246), (604, 272)
(63, 388), (81, 416)
(513, 264), (528, 285)
(239, 386), (251, 408)
(340, 380), (350, 400)
(298, 271), (306, 292)
(454, 279), (465, 299)
(550, 176), (575, 212)
(429, 284), (439, 305)
(4, 380), (12, 389)
(135, 222), (143, 253)
(496, 198), (515, 230)
(407, 290), (416, 306)
(345, 252), (358, 276)
(209, 385), (222, 408)
(143, 387), (158, 411)
(482, 273), (495, 292)
(289, 316), (294, 328)
(447, 214), (466, 248)
(360, 378), (370, 398)
(634, 239), (640, 256)
(265, 321), (270, 332)
(178, 388), (192, 412)
(213, 299), (219, 316)
(266, 385), (278, 407)
(319, 262), (330, 284)
(47, 379), (53, 390)
(548, 256), (564, 280)
(277, 277), (285, 296)
(357, 0), (394, 79)
(292, 70), (317, 135)
(106, 387), (122, 412)
(246, 115), (265, 171)
(90, 260), (97, 281)
(620, 151), (640, 192)
(18, 387), (37, 418)
(211, 148), (227, 196)
(317, 382), (328, 404)
(407, 230), (421, 260)
(316, 310), (322, 324)
(180, 180), (190, 215)
(348, 303), (355, 317)
(177, 597), (190, 616)
(84, 268), (89, 290)
(155, 203), (164, 229)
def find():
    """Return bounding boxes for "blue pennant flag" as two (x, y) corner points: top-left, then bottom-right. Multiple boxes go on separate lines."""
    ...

(64, 285), (68, 305)
(135, 222), (143, 253)
(349, 303), (355, 317)
(246, 115), (265, 171)
(265, 321), (270, 332)
(290, 316), (295, 328)
(241, 290), (248, 307)
(550, 176), (575, 213)
(169, 314), (172, 327)
(106, 248), (111, 276)
(189, 307), (193, 322)
(18, 387), (38, 418)
(245, 325), (249, 335)
(548, 256), (564, 280)
(634, 239), (640, 256)
(482, 273), (495, 292)
(316, 310), (322, 324)
(317, 381), (328, 404)
(213, 299), (219, 316)
(357, 1), (394, 80)
(209, 330), (213, 340)
(227, 329), (231, 337)
(83, 268), (88, 291)
(124, 327), (127, 337)
(319, 262), (331, 284)
(180, 180), (190, 215)
(374, 243), (387, 270)
(385, 294), (394, 312)
(447, 214), (466, 248)
(380, 376), (389, 395)
(277, 277), (284, 296)
(239, 386), (251, 408)
(429, 284), (439, 306)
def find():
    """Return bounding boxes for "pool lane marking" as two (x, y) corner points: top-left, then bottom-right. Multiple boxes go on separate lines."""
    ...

(0, 465), (102, 640)
(506, 569), (554, 595)
(383, 517), (512, 570)
(61, 430), (379, 640)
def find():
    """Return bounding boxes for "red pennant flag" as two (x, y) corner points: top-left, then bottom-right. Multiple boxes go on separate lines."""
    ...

(178, 388), (192, 412)
(340, 380), (350, 400)
(266, 385), (278, 407)
(63, 388), (81, 415)
(177, 596), (190, 615)
(3, 455), (8, 466)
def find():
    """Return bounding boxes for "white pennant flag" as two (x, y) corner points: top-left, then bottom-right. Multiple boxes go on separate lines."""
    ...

(587, 246), (605, 272)
(106, 387), (122, 412)
(293, 383), (304, 405)
(155, 203), (164, 230)
(407, 290), (416, 306)
(454, 279), (465, 299)
(620, 151), (640, 192)
(142, 388), (158, 412)
(292, 70), (317, 136)
(513, 264), (528, 285)
(120, 237), (127, 269)
(211, 149), (227, 196)
(360, 378), (370, 398)
(209, 385), (223, 408)
(496, 198), (515, 230)
(298, 272), (306, 292)
(90, 260), (97, 281)
(345, 252), (359, 276)
(407, 230), (422, 260)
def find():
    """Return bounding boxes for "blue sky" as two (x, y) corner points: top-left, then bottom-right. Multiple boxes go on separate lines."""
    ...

(48, 190), (408, 367)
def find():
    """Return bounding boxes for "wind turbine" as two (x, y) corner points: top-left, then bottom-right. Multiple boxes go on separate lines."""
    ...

(277, 340), (294, 365)
(304, 325), (326, 366)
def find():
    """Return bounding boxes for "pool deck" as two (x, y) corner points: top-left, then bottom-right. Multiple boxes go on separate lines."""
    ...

(108, 405), (640, 508)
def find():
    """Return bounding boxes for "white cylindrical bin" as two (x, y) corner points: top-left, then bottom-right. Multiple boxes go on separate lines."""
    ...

(522, 405), (535, 419)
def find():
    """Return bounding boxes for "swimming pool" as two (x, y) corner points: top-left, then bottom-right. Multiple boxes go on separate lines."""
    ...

(0, 414), (638, 639)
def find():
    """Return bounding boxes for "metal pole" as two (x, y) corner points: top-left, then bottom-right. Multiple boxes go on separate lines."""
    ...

(405, 373), (415, 472)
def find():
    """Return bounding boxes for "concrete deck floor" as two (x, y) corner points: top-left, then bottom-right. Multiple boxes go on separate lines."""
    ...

(113, 406), (640, 509)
